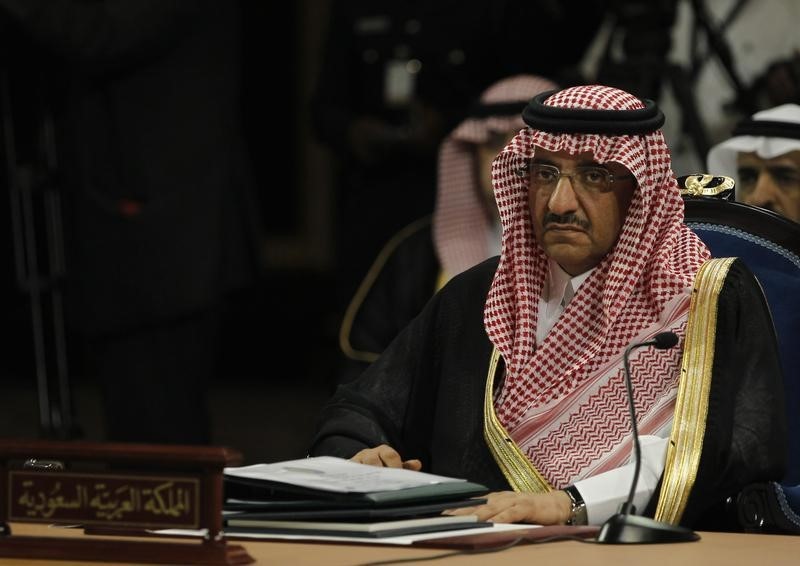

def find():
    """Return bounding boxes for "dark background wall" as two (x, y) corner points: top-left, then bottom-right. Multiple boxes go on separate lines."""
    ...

(0, 0), (339, 465)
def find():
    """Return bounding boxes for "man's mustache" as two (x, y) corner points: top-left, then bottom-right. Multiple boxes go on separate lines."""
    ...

(543, 212), (590, 230)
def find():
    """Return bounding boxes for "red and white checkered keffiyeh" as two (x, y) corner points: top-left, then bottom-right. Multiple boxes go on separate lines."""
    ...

(433, 75), (557, 278)
(484, 85), (711, 487)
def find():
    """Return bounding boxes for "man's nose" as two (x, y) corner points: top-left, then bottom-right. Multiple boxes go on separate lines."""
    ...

(547, 176), (579, 214)
(743, 172), (779, 210)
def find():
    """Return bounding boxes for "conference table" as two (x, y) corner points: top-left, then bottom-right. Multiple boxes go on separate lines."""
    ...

(0, 522), (797, 565)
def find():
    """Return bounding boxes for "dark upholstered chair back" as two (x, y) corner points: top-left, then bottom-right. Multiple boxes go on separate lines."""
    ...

(680, 176), (800, 487)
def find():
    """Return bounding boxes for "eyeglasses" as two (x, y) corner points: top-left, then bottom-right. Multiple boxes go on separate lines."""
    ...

(515, 161), (634, 193)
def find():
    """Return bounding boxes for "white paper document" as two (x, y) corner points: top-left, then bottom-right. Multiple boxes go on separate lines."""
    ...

(223, 456), (467, 494)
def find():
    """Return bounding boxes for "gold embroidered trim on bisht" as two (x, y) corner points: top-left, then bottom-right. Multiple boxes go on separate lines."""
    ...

(435, 270), (450, 293)
(654, 257), (734, 524)
(339, 217), (433, 363)
(484, 347), (552, 494)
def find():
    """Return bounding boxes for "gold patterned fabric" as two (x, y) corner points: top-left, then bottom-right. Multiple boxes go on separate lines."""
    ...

(655, 257), (735, 524)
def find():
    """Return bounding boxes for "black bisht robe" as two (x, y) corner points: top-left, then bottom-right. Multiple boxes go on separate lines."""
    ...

(311, 257), (786, 528)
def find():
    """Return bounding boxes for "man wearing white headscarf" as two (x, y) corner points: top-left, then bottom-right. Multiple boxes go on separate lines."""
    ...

(707, 104), (800, 223)
(312, 85), (786, 528)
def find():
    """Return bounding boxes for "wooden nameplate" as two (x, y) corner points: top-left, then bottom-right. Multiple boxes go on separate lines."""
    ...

(0, 438), (254, 564)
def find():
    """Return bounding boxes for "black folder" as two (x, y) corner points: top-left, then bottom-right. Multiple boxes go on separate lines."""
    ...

(224, 474), (488, 509)
(224, 496), (486, 521)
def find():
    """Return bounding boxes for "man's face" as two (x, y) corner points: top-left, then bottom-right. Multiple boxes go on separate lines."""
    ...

(736, 150), (800, 222)
(528, 147), (637, 275)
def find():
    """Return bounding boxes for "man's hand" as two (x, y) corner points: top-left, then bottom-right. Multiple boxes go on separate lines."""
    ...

(443, 490), (572, 525)
(350, 444), (422, 471)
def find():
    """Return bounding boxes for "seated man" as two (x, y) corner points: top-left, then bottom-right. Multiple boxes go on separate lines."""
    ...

(707, 103), (800, 223)
(339, 74), (557, 383)
(311, 85), (786, 528)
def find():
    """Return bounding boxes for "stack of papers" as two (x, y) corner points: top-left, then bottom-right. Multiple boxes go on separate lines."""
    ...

(222, 456), (490, 538)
